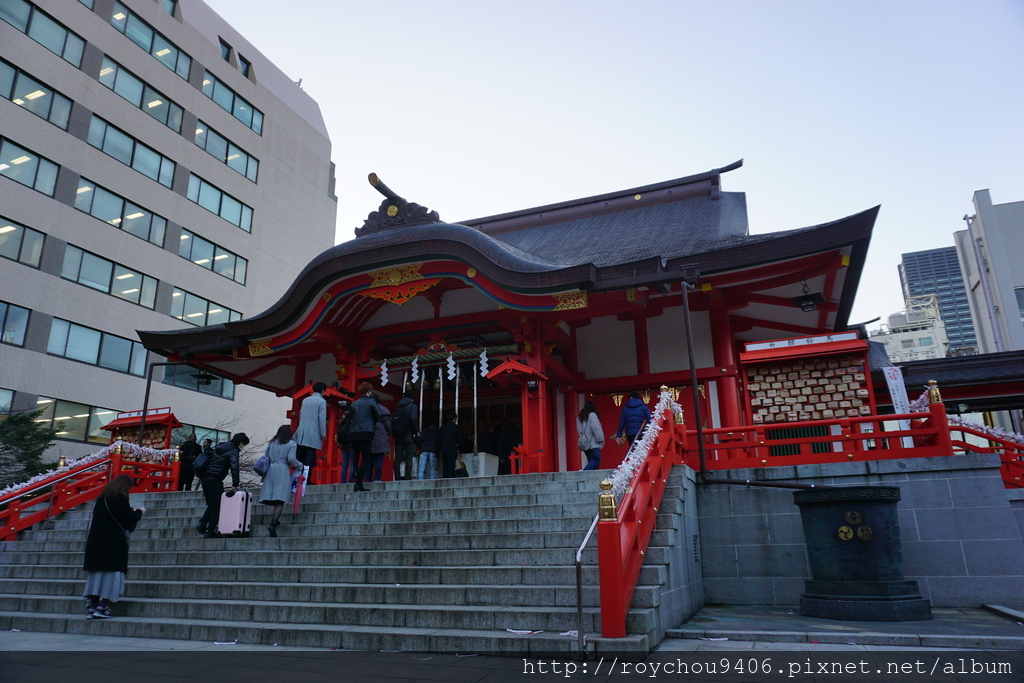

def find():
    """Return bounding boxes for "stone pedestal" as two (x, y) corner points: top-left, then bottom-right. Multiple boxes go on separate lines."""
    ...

(794, 486), (931, 622)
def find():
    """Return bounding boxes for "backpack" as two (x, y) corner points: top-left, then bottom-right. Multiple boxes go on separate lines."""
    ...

(336, 408), (354, 444)
(392, 404), (414, 440)
(191, 449), (210, 477)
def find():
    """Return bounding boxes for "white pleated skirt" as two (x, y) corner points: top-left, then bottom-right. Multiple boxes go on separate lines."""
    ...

(83, 571), (125, 602)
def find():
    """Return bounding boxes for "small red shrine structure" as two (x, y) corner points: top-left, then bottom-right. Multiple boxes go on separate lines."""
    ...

(101, 407), (182, 448)
(138, 162), (879, 478)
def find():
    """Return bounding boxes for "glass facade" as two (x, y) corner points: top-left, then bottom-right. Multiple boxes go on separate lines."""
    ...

(110, 1), (190, 79)
(899, 247), (978, 354)
(47, 318), (147, 376)
(186, 174), (253, 231)
(35, 396), (117, 444)
(170, 287), (241, 326)
(0, 0), (85, 67)
(179, 229), (247, 284)
(162, 364), (234, 400)
(0, 216), (44, 267)
(194, 121), (258, 181)
(74, 178), (167, 246)
(98, 57), (183, 133)
(0, 300), (30, 346)
(0, 58), (72, 129)
(0, 137), (58, 195)
(61, 245), (158, 309)
(201, 71), (263, 134)
(87, 116), (175, 187)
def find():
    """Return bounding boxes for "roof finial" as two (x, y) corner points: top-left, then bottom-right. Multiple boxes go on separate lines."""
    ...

(356, 173), (440, 237)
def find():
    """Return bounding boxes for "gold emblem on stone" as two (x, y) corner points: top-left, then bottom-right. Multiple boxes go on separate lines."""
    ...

(837, 526), (854, 541)
(845, 511), (862, 525)
(387, 205), (399, 217)
(856, 526), (873, 541)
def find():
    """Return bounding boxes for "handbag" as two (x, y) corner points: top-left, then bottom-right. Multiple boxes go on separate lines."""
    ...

(105, 499), (131, 540)
(253, 453), (270, 478)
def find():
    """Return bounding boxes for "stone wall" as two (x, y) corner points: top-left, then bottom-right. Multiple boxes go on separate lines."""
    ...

(694, 453), (1024, 610)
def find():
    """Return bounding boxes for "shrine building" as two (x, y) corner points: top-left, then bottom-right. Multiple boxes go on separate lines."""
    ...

(137, 160), (878, 481)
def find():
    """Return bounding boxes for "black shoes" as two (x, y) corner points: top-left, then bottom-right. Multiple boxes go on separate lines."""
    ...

(195, 524), (207, 536)
(268, 525), (277, 537)
(353, 483), (367, 492)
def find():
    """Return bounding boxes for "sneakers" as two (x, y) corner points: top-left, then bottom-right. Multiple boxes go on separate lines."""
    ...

(90, 605), (112, 619)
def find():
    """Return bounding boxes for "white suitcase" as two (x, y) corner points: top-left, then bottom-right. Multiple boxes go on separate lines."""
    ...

(218, 489), (252, 536)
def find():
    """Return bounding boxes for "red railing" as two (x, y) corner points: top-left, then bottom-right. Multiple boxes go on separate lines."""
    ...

(511, 446), (545, 474)
(596, 399), (685, 637)
(595, 397), (1022, 638)
(0, 443), (179, 542)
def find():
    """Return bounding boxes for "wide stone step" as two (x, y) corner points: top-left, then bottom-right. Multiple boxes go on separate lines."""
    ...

(5, 529), (599, 553)
(0, 610), (650, 655)
(0, 562), (668, 587)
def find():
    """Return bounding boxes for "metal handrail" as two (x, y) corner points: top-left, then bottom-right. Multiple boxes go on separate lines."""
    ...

(574, 513), (599, 660)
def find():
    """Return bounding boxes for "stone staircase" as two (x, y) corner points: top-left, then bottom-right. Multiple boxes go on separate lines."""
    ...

(0, 471), (692, 655)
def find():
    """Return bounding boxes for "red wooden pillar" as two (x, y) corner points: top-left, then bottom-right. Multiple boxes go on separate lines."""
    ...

(709, 296), (741, 428)
(634, 315), (650, 376)
(565, 389), (581, 471)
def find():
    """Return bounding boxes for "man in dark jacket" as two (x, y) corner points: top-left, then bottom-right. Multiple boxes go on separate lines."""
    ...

(195, 432), (248, 538)
(178, 433), (202, 492)
(392, 391), (418, 480)
(438, 411), (461, 478)
(615, 392), (652, 446)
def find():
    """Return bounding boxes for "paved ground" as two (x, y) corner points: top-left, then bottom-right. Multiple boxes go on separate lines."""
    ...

(2, 605), (1022, 682)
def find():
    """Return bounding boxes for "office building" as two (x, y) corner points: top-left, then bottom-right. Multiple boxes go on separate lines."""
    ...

(0, 0), (337, 460)
(898, 247), (976, 355)
(869, 295), (948, 363)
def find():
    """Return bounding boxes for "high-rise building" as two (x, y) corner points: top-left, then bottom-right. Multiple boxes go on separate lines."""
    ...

(0, 0), (337, 460)
(898, 247), (976, 355)
(955, 190), (1024, 356)
(869, 295), (948, 363)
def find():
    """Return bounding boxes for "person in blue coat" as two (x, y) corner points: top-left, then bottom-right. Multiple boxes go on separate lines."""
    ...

(615, 392), (652, 446)
(258, 425), (304, 537)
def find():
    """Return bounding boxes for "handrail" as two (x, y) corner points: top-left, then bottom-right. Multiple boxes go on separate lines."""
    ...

(947, 423), (1024, 488)
(574, 513), (599, 660)
(1, 441), (180, 541)
(596, 390), (684, 638)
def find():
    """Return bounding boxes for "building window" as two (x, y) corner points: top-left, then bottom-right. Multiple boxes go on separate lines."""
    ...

(78, 0), (94, 9)
(162, 365), (235, 400)
(186, 174), (253, 231)
(900, 339), (914, 349)
(98, 57), (183, 133)
(0, 0), (85, 67)
(239, 55), (251, 78)
(1016, 288), (1024, 326)
(75, 179), (167, 247)
(171, 288), (241, 327)
(201, 71), (263, 134)
(110, 1), (191, 79)
(0, 137), (58, 195)
(161, 0), (176, 17)
(0, 387), (12, 415)
(47, 318), (147, 376)
(173, 424), (230, 445)
(61, 245), (157, 309)
(219, 38), (232, 62)
(179, 229), (247, 284)
(87, 116), (175, 188)
(0, 300), (30, 346)
(35, 397), (117, 444)
(0, 216), (44, 267)
(0, 58), (72, 129)
(194, 121), (259, 181)
(919, 337), (933, 346)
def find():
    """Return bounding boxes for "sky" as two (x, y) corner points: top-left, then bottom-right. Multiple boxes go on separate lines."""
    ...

(206, 0), (1024, 328)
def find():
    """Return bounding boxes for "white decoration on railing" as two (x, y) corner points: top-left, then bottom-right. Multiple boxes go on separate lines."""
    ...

(380, 359), (389, 386)
(410, 356), (419, 384)
(607, 391), (681, 502)
(0, 441), (177, 500)
(908, 390), (930, 413)
(446, 353), (456, 380)
(906, 389), (1024, 445)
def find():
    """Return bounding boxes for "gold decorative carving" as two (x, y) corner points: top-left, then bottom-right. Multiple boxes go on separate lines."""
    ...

(598, 479), (617, 520)
(361, 279), (440, 305)
(367, 263), (424, 287)
(844, 511), (862, 525)
(386, 205), (399, 217)
(553, 290), (588, 311)
(837, 526), (854, 541)
(626, 288), (637, 302)
(697, 384), (706, 399)
(856, 526), (873, 541)
(466, 267), (477, 278)
(322, 292), (332, 303)
(612, 394), (624, 407)
(248, 339), (273, 357)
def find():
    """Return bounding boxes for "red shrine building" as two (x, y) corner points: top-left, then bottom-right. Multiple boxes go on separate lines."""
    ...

(138, 161), (878, 480)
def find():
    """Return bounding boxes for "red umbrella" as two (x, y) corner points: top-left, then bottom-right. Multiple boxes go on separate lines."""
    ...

(292, 466), (307, 514)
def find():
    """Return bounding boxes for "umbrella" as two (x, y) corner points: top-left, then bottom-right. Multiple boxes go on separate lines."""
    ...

(292, 465), (307, 514)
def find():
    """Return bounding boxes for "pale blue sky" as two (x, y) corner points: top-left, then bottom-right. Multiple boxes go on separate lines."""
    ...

(207, 0), (1024, 326)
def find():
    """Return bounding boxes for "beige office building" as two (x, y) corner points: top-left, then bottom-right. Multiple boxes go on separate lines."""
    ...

(1, 0), (337, 460)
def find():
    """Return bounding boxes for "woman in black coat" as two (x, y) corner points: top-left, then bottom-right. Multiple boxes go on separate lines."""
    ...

(82, 474), (144, 619)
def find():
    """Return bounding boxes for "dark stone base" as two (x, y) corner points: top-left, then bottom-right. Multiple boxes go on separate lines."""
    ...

(800, 595), (933, 622)
(804, 579), (923, 599)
